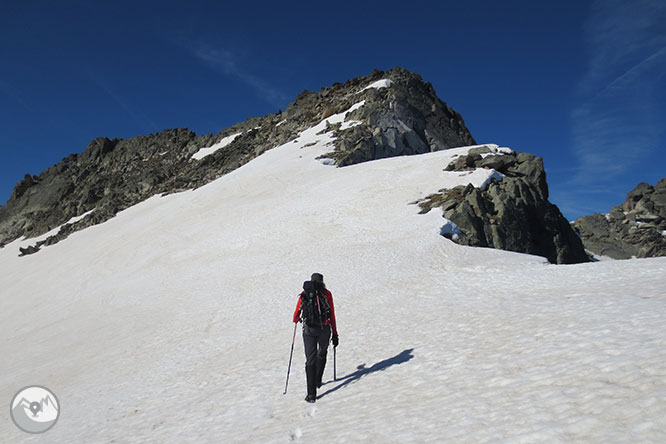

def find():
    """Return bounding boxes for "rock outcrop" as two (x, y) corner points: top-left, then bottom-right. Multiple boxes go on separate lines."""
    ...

(572, 179), (666, 259)
(0, 67), (475, 253)
(415, 146), (590, 264)
(320, 75), (475, 165)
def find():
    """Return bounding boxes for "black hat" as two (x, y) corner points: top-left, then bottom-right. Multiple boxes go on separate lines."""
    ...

(311, 273), (324, 283)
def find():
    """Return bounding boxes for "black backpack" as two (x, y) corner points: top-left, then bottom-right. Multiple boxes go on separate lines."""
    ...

(300, 280), (331, 326)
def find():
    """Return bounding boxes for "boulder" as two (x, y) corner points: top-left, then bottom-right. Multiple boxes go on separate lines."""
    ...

(18, 245), (40, 256)
(476, 154), (516, 171)
(417, 149), (589, 264)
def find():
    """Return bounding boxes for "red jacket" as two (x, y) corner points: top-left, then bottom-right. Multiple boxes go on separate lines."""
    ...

(293, 289), (337, 335)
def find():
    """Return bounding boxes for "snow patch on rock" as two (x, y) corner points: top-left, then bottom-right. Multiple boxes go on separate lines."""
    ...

(479, 169), (504, 190)
(192, 133), (242, 160)
(360, 79), (393, 92)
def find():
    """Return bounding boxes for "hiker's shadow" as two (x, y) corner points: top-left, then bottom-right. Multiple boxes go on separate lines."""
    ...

(318, 348), (414, 399)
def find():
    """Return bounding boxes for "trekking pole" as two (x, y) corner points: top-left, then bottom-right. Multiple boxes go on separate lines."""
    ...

(333, 346), (337, 381)
(283, 323), (298, 395)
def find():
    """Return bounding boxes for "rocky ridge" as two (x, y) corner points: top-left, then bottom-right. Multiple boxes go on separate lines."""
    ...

(0, 68), (475, 254)
(414, 145), (589, 264)
(571, 179), (666, 259)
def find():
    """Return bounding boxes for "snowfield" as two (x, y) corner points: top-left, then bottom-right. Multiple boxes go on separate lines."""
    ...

(1, 103), (665, 443)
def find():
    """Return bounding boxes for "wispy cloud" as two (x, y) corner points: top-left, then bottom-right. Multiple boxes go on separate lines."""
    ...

(0, 78), (34, 113)
(84, 68), (159, 133)
(192, 45), (289, 107)
(570, 0), (666, 184)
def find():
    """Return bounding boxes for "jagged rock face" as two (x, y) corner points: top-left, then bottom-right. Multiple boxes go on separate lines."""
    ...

(572, 179), (666, 259)
(416, 146), (590, 264)
(0, 129), (212, 249)
(0, 67), (475, 252)
(320, 70), (475, 165)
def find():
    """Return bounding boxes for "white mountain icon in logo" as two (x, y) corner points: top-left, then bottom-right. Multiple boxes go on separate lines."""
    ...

(10, 386), (60, 434)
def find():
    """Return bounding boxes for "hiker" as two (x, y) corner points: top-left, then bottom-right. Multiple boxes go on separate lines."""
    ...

(293, 273), (339, 403)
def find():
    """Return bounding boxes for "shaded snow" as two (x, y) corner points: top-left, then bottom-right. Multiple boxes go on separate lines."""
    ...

(590, 253), (618, 261)
(478, 169), (504, 190)
(1, 107), (665, 443)
(440, 218), (462, 240)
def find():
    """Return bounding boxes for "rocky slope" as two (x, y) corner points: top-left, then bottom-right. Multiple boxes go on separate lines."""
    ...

(572, 179), (666, 259)
(0, 67), (589, 263)
(0, 68), (474, 253)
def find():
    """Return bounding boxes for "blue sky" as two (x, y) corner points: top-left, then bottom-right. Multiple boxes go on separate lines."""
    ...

(1, 0), (664, 219)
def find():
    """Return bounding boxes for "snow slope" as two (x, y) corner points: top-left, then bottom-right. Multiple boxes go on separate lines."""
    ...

(1, 102), (665, 443)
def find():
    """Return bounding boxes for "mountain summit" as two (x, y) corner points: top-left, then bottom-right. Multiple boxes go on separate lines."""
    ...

(0, 67), (587, 263)
(0, 68), (473, 247)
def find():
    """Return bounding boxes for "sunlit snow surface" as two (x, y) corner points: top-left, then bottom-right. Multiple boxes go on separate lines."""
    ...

(1, 103), (665, 443)
(192, 132), (242, 160)
(361, 79), (393, 92)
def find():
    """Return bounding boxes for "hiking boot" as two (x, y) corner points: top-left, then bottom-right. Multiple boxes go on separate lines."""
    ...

(304, 394), (316, 403)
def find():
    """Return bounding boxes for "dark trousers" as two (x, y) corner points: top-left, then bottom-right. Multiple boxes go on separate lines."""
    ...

(303, 324), (331, 397)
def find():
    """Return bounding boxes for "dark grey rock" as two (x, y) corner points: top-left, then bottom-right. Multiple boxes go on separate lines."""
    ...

(572, 178), (666, 259)
(416, 150), (589, 264)
(18, 245), (40, 256)
(476, 154), (517, 171)
(321, 67), (476, 165)
(468, 146), (492, 156)
(445, 154), (473, 171)
(10, 174), (39, 200)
